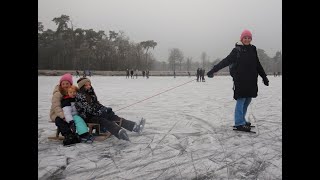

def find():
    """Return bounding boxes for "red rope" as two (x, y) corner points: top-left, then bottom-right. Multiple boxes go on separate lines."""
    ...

(114, 79), (196, 112)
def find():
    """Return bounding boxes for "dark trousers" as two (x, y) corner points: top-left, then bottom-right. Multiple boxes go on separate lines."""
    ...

(88, 110), (136, 138)
(55, 117), (72, 136)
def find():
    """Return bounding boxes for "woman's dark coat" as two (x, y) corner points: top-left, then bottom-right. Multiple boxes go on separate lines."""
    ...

(209, 42), (267, 100)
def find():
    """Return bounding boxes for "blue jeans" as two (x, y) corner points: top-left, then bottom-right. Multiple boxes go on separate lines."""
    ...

(234, 97), (252, 126)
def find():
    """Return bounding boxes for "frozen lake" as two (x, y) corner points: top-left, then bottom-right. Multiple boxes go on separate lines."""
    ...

(38, 75), (282, 179)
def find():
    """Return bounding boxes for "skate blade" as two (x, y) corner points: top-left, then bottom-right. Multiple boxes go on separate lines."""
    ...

(233, 129), (256, 133)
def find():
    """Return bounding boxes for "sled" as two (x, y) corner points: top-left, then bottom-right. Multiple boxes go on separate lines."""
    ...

(48, 121), (111, 141)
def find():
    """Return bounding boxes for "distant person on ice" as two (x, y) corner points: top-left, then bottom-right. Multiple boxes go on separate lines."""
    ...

(126, 69), (129, 78)
(130, 69), (134, 79)
(196, 68), (200, 82)
(207, 29), (269, 132)
(75, 77), (146, 141)
(201, 68), (205, 82)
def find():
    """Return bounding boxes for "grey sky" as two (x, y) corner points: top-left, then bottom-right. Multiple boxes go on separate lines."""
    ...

(38, 0), (282, 62)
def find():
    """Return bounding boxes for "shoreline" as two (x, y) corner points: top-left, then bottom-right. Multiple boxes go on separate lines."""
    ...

(38, 70), (232, 76)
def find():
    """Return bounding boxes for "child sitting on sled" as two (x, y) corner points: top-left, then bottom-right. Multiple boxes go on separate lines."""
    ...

(75, 77), (146, 141)
(61, 85), (95, 144)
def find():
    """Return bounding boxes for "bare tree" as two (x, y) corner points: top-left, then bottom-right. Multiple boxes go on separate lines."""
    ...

(186, 57), (192, 72)
(178, 54), (184, 70)
(140, 40), (157, 69)
(162, 61), (167, 71)
(257, 48), (272, 73)
(168, 48), (183, 74)
(201, 52), (207, 68)
(272, 51), (282, 73)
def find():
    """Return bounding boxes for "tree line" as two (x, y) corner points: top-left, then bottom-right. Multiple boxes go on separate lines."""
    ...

(39, 15), (281, 74)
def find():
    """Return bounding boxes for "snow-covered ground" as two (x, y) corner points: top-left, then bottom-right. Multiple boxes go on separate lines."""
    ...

(38, 75), (282, 180)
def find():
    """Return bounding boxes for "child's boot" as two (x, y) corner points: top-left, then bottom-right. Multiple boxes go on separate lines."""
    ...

(133, 118), (146, 134)
(118, 129), (130, 141)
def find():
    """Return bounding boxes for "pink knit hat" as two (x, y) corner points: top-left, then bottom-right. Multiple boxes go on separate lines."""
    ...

(59, 73), (73, 85)
(240, 29), (252, 40)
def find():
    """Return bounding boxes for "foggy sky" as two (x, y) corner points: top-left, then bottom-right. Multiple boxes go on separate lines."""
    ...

(38, 0), (282, 62)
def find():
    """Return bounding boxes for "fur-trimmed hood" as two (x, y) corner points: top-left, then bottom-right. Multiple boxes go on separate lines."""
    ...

(235, 41), (256, 49)
(235, 41), (244, 46)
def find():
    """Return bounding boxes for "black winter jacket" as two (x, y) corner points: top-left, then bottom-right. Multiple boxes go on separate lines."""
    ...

(209, 42), (267, 100)
(74, 87), (105, 120)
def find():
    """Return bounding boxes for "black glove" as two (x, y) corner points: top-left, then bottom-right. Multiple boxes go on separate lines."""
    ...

(263, 77), (269, 86)
(69, 120), (76, 133)
(106, 107), (113, 114)
(207, 69), (214, 78)
(106, 107), (115, 119)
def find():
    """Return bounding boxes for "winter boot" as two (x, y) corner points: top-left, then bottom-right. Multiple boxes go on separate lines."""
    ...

(245, 122), (251, 126)
(72, 133), (81, 144)
(80, 133), (95, 143)
(234, 125), (251, 132)
(63, 133), (80, 146)
(118, 129), (130, 141)
(133, 118), (146, 134)
(63, 134), (73, 146)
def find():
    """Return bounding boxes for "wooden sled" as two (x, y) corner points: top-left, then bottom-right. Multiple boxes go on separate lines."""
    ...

(48, 122), (112, 142)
